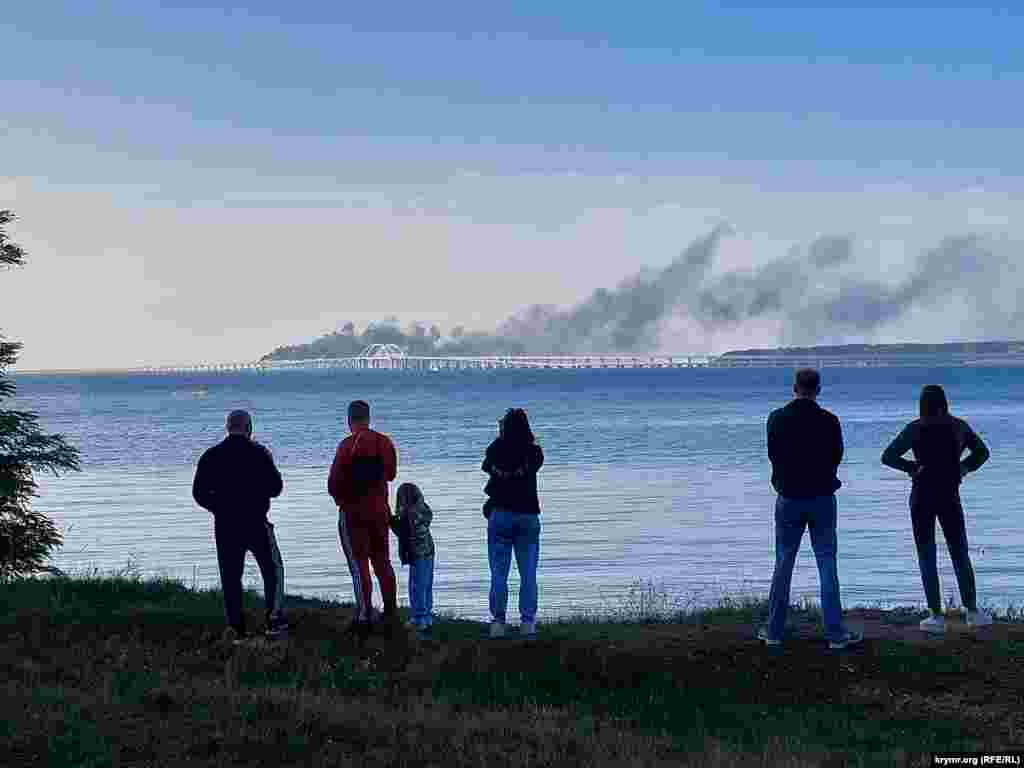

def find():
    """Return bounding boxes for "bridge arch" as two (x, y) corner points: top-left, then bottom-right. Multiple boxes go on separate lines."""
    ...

(359, 343), (406, 369)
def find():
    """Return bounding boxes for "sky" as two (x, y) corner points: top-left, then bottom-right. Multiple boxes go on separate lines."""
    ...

(2, 1), (1023, 369)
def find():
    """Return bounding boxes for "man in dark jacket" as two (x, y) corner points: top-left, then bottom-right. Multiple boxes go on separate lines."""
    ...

(193, 410), (287, 640)
(759, 369), (862, 650)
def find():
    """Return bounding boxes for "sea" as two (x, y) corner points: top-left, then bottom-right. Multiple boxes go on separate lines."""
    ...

(11, 366), (1024, 620)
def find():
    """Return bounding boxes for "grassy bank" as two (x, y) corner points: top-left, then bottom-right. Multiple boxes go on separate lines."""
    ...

(1, 577), (1022, 767)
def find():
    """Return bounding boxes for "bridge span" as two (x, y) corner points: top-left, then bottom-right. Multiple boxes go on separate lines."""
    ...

(140, 353), (716, 374)
(135, 344), (966, 374)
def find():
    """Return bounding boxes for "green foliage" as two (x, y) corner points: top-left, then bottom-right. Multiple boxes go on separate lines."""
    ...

(0, 210), (81, 579)
(262, 316), (528, 361)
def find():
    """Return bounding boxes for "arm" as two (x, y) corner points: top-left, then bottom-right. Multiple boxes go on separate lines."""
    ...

(261, 444), (283, 499)
(383, 436), (398, 483)
(766, 412), (779, 467)
(881, 425), (917, 475)
(192, 452), (216, 513)
(481, 443), (494, 475)
(960, 423), (990, 476)
(327, 443), (346, 506)
(832, 416), (844, 473)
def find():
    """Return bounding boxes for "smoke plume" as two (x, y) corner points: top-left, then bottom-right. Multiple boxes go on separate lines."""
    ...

(494, 227), (1018, 352)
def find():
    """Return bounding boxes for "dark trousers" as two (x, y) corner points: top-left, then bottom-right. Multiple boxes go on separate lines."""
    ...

(215, 519), (285, 635)
(910, 487), (977, 614)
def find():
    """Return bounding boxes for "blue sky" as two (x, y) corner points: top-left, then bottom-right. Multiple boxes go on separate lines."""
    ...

(3, 2), (1023, 368)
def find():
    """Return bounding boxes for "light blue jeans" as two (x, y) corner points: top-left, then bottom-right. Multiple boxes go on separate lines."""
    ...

(409, 557), (434, 627)
(767, 495), (847, 642)
(488, 510), (540, 624)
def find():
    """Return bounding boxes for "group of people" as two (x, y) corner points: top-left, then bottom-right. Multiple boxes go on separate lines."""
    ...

(192, 368), (993, 650)
(192, 401), (543, 642)
(761, 368), (991, 649)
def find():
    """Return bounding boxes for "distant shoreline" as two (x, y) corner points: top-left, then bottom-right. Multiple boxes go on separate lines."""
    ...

(11, 339), (1024, 375)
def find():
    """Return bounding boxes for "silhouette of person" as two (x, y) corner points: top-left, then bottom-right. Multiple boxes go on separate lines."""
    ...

(760, 369), (862, 649)
(882, 384), (992, 633)
(193, 409), (287, 641)
(328, 400), (399, 637)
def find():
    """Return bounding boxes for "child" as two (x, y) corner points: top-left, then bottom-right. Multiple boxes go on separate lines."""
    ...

(390, 483), (435, 638)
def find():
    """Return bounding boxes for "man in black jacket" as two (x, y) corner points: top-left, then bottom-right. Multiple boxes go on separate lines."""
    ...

(759, 369), (862, 650)
(193, 410), (287, 640)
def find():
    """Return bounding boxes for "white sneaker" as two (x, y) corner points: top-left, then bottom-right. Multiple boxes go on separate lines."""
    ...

(489, 621), (506, 639)
(828, 630), (864, 650)
(966, 609), (993, 628)
(756, 627), (782, 647)
(920, 614), (946, 634)
(520, 621), (536, 639)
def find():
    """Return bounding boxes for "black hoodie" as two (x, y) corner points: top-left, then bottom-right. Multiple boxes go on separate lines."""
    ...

(482, 438), (544, 515)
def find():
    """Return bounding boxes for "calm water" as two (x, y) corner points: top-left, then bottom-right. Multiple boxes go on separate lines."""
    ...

(12, 367), (1024, 619)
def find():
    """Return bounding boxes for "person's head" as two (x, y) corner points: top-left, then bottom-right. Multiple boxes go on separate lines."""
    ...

(396, 482), (423, 512)
(499, 408), (534, 445)
(919, 384), (950, 419)
(225, 409), (253, 437)
(792, 368), (821, 400)
(347, 400), (370, 432)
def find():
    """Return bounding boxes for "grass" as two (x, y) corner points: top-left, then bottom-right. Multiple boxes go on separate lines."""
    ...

(1, 575), (1023, 767)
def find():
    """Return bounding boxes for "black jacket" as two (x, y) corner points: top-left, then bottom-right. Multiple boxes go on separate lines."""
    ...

(767, 399), (844, 499)
(482, 438), (544, 515)
(881, 415), (989, 496)
(192, 435), (283, 524)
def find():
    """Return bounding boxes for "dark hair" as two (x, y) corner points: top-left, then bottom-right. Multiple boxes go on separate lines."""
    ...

(348, 400), (370, 424)
(500, 408), (534, 445)
(919, 384), (949, 419)
(226, 409), (252, 434)
(793, 368), (821, 395)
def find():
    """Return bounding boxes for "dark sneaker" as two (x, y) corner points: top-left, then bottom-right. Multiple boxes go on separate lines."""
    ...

(828, 630), (864, 650)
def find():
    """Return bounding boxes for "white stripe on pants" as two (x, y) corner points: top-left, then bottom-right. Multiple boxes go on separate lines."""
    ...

(337, 514), (368, 621)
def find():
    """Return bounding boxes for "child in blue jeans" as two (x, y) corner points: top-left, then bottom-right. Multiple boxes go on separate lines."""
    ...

(390, 483), (435, 639)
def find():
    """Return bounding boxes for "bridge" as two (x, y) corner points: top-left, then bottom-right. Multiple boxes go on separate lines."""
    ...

(134, 344), (985, 375)
(55, 347), (993, 376)
(134, 344), (719, 373)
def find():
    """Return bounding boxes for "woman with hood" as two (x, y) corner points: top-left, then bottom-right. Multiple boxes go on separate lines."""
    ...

(482, 408), (544, 640)
(882, 384), (992, 634)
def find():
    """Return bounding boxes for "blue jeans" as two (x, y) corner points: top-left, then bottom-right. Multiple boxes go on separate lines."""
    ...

(767, 495), (846, 642)
(408, 557), (434, 627)
(488, 510), (540, 624)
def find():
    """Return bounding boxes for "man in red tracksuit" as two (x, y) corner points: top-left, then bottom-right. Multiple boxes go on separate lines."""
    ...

(327, 400), (398, 635)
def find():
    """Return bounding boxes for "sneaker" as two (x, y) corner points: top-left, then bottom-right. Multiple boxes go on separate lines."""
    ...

(828, 630), (864, 650)
(966, 609), (993, 629)
(520, 621), (537, 640)
(489, 621), (506, 639)
(920, 614), (946, 635)
(756, 627), (782, 647)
